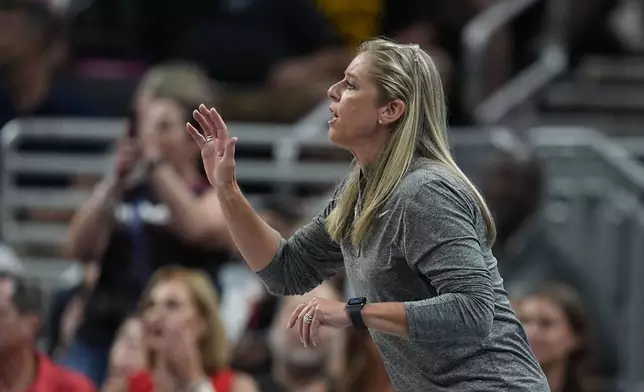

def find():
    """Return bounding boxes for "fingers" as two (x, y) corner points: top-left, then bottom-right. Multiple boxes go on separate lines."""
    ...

(196, 105), (215, 138)
(207, 107), (229, 141)
(309, 303), (323, 347)
(186, 123), (207, 149)
(287, 303), (305, 329)
(298, 302), (315, 347)
(223, 137), (237, 161)
(207, 108), (227, 157)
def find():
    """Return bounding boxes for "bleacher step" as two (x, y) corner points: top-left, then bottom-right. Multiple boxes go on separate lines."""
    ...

(538, 112), (644, 137)
(576, 56), (644, 84)
(541, 81), (644, 112)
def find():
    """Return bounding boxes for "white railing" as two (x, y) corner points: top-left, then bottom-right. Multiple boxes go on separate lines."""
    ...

(463, 0), (569, 124)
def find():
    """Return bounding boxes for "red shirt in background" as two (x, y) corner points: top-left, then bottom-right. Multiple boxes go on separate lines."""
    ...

(129, 370), (235, 392)
(25, 354), (96, 392)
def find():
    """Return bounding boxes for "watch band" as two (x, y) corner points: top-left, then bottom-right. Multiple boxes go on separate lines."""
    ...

(346, 297), (367, 330)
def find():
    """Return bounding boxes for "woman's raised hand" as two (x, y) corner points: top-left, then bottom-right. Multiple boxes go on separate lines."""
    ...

(187, 104), (238, 188)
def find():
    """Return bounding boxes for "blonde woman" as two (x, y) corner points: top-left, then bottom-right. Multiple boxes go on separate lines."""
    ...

(128, 267), (258, 392)
(187, 38), (549, 391)
(65, 63), (232, 387)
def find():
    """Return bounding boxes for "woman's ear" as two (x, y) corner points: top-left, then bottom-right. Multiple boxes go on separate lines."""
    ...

(379, 99), (406, 126)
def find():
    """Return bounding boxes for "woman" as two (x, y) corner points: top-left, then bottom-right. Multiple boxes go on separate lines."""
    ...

(128, 267), (258, 392)
(340, 330), (394, 392)
(64, 63), (233, 387)
(187, 38), (549, 391)
(515, 283), (603, 392)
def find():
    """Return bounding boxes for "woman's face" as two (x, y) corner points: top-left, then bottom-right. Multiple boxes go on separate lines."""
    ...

(109, 318), (147, 375)
(139, 98), (198, 167)
(142, 279), (206, 352)
(516, 295), (580, 366)
(327, 53), (390, 157)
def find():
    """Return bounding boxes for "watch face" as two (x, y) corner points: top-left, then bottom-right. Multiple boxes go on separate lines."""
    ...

(348, 297), (365, 305)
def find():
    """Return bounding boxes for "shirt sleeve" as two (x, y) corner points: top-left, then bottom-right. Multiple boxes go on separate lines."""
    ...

(256, 181), (346, 296)
(400, 180), (495, 342)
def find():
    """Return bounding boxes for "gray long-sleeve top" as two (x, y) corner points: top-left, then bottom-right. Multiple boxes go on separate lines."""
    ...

(257, 159), (550, 391)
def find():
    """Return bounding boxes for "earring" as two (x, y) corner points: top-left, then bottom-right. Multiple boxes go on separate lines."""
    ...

(378, 119), (383, 125)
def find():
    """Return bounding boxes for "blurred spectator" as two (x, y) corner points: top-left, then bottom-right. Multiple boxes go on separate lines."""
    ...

(0, 243), (23, 275)
(229, 197), (305, 375)
(151, 0), (347, 87)
(133, 62), (219, 125)
(515, 283), (608, 392)
(63, 64), (233, 386)
(102, 317), (147, 392)
(482, 149), (543, 253)
(339, 330), (394, 392)
(0, 272), (96, 392)
(47, 261), (100, 360)
(129, 266), (258, 392)
(480, 149), (619, 374)
(258, 283), (345, 392)
(0, 0), (96, 129)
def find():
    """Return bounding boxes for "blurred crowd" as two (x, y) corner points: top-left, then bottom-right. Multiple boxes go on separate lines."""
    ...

(0, 0), (638, 391)
(0, 0), (633, 128)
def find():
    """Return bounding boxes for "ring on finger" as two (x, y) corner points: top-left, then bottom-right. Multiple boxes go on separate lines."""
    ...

(303, 314), (313, 324)
(205, 135), (214, 143)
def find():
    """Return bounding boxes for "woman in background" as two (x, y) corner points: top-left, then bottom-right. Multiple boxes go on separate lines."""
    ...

(129, 266), (258, 392)
(64, 63), (233, 387)
(515, 283), (605, 392)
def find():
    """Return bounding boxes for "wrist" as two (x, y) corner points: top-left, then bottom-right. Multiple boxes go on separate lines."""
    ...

(346, 297), (368, 330)
(146, 154), (169, 175)
(215, 181), (240, 201)
(96, 176), (123, 199)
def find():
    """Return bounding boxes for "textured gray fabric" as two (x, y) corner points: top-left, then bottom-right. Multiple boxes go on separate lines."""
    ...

(257, 159), (549, 391)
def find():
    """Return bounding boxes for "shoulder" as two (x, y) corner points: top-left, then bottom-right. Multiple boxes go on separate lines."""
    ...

(41, 358), (96, 392)
(396, 158), (474, 206)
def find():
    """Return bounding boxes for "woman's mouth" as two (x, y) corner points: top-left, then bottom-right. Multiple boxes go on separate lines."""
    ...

(329, 107), (338, 124)
(149, 325), (164, 338)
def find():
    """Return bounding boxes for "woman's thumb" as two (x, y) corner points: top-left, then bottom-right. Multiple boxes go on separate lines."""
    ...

(224, 137), (237, 161)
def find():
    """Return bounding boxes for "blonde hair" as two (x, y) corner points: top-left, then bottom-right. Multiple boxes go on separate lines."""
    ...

(137, 61), (217, 104)
(325, 38), (496, 245)
(140, 267), (228, 374)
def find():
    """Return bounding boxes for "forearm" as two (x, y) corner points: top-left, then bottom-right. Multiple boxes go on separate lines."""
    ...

(149, 164), (221, 243)
(65, 178), (118, 259)
(361, 302), (409, 338)
(216, 183), (282, 272)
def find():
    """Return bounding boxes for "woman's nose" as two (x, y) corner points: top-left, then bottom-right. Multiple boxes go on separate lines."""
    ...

(327, 82), (340, 102)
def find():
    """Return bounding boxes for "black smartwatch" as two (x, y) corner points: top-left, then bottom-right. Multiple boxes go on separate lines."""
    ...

(346, 297), (367, 330)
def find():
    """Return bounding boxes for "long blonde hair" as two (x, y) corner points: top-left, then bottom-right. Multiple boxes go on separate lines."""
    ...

(140, 267), (229, 374)
(325, 38), (496, 246)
